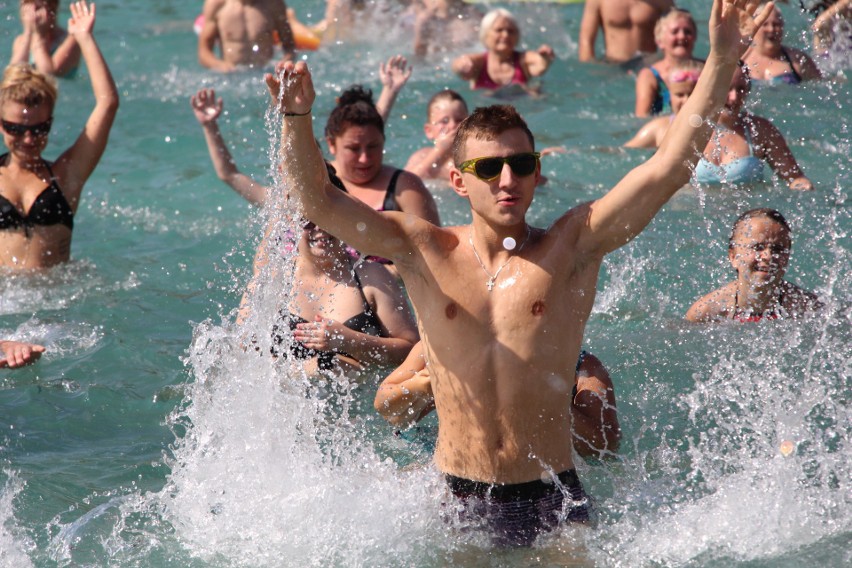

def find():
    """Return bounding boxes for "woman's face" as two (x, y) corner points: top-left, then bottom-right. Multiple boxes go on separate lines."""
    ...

(424, 99), (468, 141)
(658, 16), (696, 56)
(327, 124), (384, 185)
(722, 68), (751, 116)
(0, 100), (52, 158)
(300, 221), (344, 260)
(728, 217), (791, 287)
(485, 17), (519, 53)
(755, 8), (784, 47)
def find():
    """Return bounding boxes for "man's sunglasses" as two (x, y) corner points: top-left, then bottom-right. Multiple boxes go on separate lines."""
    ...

(1, 118), (52, 137)
(457, 152), (540, 182)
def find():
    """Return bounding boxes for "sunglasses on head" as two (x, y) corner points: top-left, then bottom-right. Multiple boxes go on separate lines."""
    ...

(458, 152), (540, 182)
(1, 118), (52, 137)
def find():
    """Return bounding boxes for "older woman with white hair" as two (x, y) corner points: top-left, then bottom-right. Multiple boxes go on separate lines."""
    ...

(451, 8), (555, 94)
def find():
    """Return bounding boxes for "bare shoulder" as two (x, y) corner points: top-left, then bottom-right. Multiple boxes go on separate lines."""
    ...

(787, 46), (816, 64)
(781, 281), (823, 315)
(636, 66), (656, 83)
(203, 0), (226, 15)
(405, 147), (432, 168)
(582, 0), (602, 16)
(686, 284), (735, 322)
(748, 113), (785, 145)
(547, 201), (595, 250)
(395, 168), (429, 192)
(356, 260), (400, 292)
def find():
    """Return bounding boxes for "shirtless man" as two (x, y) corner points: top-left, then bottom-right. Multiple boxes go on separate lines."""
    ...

(265, 0), (770, 547)
(375, 342), (621, 458)
(198, 0), (295, 72)
(578, 0), (674, 65)
(412, 0), (482, 57)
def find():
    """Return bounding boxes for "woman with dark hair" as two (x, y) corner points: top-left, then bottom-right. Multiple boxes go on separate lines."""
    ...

(685, 208), (822, 322)
(324, 85), (440, 225)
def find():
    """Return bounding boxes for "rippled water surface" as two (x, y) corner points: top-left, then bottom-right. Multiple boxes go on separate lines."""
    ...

(1, 1), (849, 566)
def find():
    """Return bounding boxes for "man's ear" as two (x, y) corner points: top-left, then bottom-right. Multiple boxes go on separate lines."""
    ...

(326, 137), (336, 156)
(449, 167), (469, 198)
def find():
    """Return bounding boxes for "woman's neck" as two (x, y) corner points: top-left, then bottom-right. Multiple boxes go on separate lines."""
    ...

(758, 41), (782, 58)
(2, 152), (41, 171)
(300, 253), (351, 282)
(490, 48), (516, 63)
(735, 279), (781, 313)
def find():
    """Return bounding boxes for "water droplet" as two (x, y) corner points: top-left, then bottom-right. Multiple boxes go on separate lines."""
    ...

(779, 440), (795, 457)
(356, 222), (367, 232)
(688, 114), (703, 128)
(503, 237), (517, 250)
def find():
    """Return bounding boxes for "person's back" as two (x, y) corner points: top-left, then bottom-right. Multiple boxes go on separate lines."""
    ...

(198, 0), (295, 71)
(579, 0), (674, 63)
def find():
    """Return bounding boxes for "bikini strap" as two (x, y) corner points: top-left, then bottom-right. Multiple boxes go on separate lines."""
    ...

(42, 158), (58, 182)
(779, 47), (802, 83)
(382, 169), (404, 211)
(351, 267), (373, 315)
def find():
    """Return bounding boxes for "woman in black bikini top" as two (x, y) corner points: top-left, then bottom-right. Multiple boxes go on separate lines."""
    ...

(323, 85), (440, 226)
(0, 1), (118, 270)
(264, 220), (419, 376)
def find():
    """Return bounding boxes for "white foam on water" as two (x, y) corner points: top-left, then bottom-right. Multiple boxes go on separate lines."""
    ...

(0, 471), (36, 568)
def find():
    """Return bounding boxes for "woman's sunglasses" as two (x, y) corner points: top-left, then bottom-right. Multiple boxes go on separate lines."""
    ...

(1, 118), (52, 137)
(458, 152), (540, 182)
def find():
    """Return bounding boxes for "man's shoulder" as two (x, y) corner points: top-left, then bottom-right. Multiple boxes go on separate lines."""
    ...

(203, 0), (228, 17)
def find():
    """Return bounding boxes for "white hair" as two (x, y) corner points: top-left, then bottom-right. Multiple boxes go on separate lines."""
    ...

(479, 8), (519, 45)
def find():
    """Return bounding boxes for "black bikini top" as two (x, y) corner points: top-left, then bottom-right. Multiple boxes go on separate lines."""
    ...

(0, 154), (74, 233)
(271, 269), (385, 367)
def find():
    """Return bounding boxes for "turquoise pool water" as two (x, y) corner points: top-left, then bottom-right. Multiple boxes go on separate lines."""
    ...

(1, 1), (849, 566)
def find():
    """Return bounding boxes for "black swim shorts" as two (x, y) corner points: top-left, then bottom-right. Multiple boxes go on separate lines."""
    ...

(444, 469), (591, 547)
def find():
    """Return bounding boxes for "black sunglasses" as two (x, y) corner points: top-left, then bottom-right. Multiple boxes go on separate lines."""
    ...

(1, 118), (53, 137)
(458, 152), (540, 182)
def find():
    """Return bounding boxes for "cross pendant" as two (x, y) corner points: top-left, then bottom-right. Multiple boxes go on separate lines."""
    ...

(486, 278), (495, 291)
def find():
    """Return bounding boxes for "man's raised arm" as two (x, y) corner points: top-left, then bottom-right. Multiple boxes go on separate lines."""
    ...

(575, 0), (774, 256)
(264, 61), (421, 261)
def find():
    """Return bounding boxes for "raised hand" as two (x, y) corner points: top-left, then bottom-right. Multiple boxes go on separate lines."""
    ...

(454, 55), (475, 76)
(380, 55), (412, 95)
(190, 89), (223, 125)
(68, 0), (96, 37)
(710, 0), (774, 62)
(536, 44), (555, 62)
(20, 2), (41, 33)
(265, 60), (315, 115)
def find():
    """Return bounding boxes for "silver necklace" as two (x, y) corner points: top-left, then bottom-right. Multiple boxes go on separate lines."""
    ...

(469, 225), (531, 292)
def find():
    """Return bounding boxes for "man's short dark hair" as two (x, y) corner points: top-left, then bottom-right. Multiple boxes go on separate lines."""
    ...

(452, 105), (535, 166)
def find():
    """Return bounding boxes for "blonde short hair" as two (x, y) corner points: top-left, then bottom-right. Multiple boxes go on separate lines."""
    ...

(654, 8), (697, 44)
(0, 63), (58, 112)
